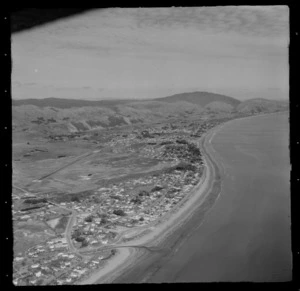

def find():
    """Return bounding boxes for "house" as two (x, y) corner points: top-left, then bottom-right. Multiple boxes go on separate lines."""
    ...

(31, 264), (39, 269)
(30, 279), (37, 284)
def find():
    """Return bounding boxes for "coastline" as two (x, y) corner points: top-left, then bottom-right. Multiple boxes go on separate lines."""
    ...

(78, 120), (221, 285)
(78, 111), (288, 285)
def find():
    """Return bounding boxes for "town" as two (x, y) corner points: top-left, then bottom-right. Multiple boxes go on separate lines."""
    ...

(13, 116), (234, 285)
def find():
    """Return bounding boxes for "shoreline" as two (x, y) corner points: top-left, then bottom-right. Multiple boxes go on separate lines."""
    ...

(78, 111), (288, 285)
(78, 121), (220, 285)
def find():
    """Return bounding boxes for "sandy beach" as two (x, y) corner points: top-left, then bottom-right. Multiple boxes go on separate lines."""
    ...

(78, 121), (223, 285)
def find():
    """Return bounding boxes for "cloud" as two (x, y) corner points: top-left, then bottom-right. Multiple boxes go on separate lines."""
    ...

(12, 6), (289, 100)
(120, 6), (289, 38)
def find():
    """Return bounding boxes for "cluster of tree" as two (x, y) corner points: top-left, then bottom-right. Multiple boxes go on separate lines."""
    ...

(113, 209), (126, 216)
(151, 186), (163, 192)
(85, 215), (93, 222)
(110, 195), (121, 200)
(20, 205), (44, 211)
(31, 117), (45, 125)
(23, 198), (47, 204)
(100, 217), (108, 225)
(163, 144), (189, 160)
(138, 190), (149, 196)
(166, 192), (176, 199)
(72, 229), (83, 241)
(97, 212), (108, 219)
(175, 162), (197, 172)
(47, 118), (57, 123)
(93, 196), (102, 203)
(139, 130), (155, 138)
(72, 230), (89, 247)
(131, 197), (142, 205)
(187, 143), (201, 157)
(71, 196), (80, 202)
(107, 116), (126, 127)
(168, 188), (179, 194)
(81, 239), (89, 247)
(176, 139), (188, 144)
(54, 190), (96, 204)
(160, 140), (173, 145)
(95, 212), (109, 225)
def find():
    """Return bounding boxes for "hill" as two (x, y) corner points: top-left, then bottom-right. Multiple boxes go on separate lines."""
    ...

(237, 98), (289, 114)
(11, 97), (133, 109)
(12, 92), (288, 136)
(155, 91), (241, 107)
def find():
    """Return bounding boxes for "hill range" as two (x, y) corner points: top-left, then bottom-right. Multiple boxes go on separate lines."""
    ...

(12, 91), (289, 135)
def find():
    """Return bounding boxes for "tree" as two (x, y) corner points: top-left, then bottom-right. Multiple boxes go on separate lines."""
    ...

(131, 197), (142, 205)
(176, 139), (188, 144)
(151, 186), (163, 192)
(85, 216), (93, 222)
(81, 239), (88, 247)
(71, 196), (80, 202)
(100, 218), (107, 225)
(113, 209), (126, 216)
(75, 236), (85, 243)
(72, 229), (82, 239)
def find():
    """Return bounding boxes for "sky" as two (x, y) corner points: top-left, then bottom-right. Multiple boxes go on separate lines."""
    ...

(12, 6), (289, 101)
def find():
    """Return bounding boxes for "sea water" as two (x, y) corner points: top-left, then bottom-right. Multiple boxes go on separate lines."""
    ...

(148, 112), (291, 282)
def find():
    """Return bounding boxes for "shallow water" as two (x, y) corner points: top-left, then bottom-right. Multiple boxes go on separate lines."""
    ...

(147, 112), (291, 282)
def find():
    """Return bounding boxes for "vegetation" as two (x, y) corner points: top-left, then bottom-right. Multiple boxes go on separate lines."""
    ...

(55, 216), (69, 233)
(85, 215), (93, 222)
(175, 162), (197, 172)
(138, 190), (149, 196)
(71, 196), (80, 202)
(113, 209), (126, 216)
(151, 186), (163, 192)
(131, 197), (142, 204)
(176, 139), (188, 144)
(160, 140), (173, 145)
(23, 198), (47, 204)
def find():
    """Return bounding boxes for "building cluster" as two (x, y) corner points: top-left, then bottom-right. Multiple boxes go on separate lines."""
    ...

(13, 203), (71, 222)
(13, 118), (227, 286)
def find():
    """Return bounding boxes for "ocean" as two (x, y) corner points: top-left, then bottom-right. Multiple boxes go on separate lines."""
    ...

(147, 112), (291, 282)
